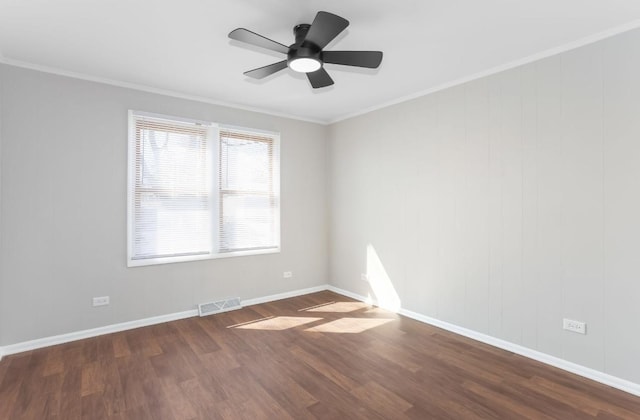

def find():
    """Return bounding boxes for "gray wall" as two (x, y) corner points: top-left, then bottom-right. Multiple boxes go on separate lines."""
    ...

(328, 28), (640, 384)
(0, 64), (4, 349)
(0, 64), (328, 345)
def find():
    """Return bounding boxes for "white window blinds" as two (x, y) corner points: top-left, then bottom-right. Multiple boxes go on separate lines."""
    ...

(219, 129), (279, 253)
(128, 111), (280, 266)
(130, 114), (212, 261)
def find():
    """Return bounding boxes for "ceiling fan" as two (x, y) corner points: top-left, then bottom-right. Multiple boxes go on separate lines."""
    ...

(228, 11), (383, 89)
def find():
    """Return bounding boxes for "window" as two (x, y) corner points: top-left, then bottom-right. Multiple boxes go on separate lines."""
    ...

(127, 111), (280, 266)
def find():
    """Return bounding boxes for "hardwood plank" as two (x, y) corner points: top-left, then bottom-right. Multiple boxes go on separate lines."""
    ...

(217, 366), (296, 420)
(463, 379), (555, 419)
(349, 381), (413, 418)
(58, 365), (82, 420)
(100, 360), (126, 417)
(288, 344), (360, 391)
(112, 334), (132, 359)
(41, 391), (62, 420)
(95, 334), (115, 361)
(159, 377), (199, 420)
(197, 349), (240, 373)
(233, 346), (318, 416)
(81, 361), (105, 397)
(529, 375), (640, 419)
(42, 346), (65, 377)
(80, 392), (108, 420)
(307, 401), (354, 419)
(82, 339), (98, 364)
(115, 354), (153, 412)
(0, 379), (22, 419)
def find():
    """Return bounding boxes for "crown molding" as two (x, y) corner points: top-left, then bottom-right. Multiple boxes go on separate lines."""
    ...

(329, 19), (640, 125)
(0, 56), (328, 125)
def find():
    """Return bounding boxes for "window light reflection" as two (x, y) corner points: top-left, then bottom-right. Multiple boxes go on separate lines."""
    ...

(304, 301), (370, 313)
(305, 317), (393, 334)
(233, 316), (322, 331)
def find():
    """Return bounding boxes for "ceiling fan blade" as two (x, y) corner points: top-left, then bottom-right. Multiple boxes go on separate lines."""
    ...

(229, 28), (289, 54)
(322, 51), (383, 68)
(244, 61), (288, 79)
(306, 68), (334, 88)
(303, 11), (349, 49)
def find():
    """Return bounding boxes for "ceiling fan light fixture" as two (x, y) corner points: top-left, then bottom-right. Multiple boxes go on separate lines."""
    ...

(288, 57), (322, 73)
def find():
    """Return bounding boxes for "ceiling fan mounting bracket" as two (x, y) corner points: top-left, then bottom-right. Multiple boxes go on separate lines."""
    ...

(293, 23), (312, 45)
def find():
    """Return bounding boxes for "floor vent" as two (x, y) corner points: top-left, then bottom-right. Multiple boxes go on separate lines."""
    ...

(198, 297), (242, 317)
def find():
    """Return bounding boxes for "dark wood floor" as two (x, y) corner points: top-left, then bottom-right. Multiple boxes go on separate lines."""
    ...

(1, 291), (640, 419)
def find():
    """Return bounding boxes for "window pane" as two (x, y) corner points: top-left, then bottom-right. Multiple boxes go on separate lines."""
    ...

(141, 129), (208, 192)
(134, 193), (210, 258)
(220, 192), (275, 251)
(220, 137), (271, 191)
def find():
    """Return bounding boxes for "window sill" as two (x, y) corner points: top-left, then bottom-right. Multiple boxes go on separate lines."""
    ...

(127, 247), (281, 267)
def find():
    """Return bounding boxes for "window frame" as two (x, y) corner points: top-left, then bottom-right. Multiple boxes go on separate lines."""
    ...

(127, 111), (281, 267)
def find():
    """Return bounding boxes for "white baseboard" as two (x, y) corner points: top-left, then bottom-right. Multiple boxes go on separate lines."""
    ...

(326, 285), (640, 398)
(3, 283), (639, 399)
(0, 309), (198, 359)
(0, 284), (330, 360)
(241, 284), (329, 307)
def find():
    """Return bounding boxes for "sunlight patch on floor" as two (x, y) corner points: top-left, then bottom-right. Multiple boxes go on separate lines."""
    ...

(363, 307), (394, 315)
(305, 317), (393, 334)
(304, 301), (370, 313)
(233, 316), (322, 331)
(298, 301), (337, 311)
(227, 316), (274, 328)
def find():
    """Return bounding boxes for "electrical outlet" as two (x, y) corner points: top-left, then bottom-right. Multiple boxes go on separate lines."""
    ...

(93, 296), (110, 307)
(361, 273), (369, 283)
(563, 318), (586, 334)
(283, 271), (293, 278)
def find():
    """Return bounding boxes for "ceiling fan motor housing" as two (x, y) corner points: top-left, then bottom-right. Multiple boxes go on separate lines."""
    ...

(288, 24), (322, 68)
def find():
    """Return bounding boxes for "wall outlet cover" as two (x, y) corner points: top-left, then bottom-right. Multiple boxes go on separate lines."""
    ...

(563, 318), (586, 334)
(92, 296), (110, 307)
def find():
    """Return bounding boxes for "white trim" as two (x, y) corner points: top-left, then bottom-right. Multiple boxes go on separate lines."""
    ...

(219, 123), (280, 138)
(326, 285), (376, 304)
(0, 309), (198, 357)
(0, 58), (326, 125)
(329, 19), (640, 124)
(0, 284), (330, 358)
(132, 109), (215, 127)
(126, 110), (136, 267)
(241, 285), (328, 307)
(128, 248), (282, 268)
(326, 285), (640, 398)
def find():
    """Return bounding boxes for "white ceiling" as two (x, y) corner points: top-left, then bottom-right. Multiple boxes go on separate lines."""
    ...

(2, 0), (640, 124)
